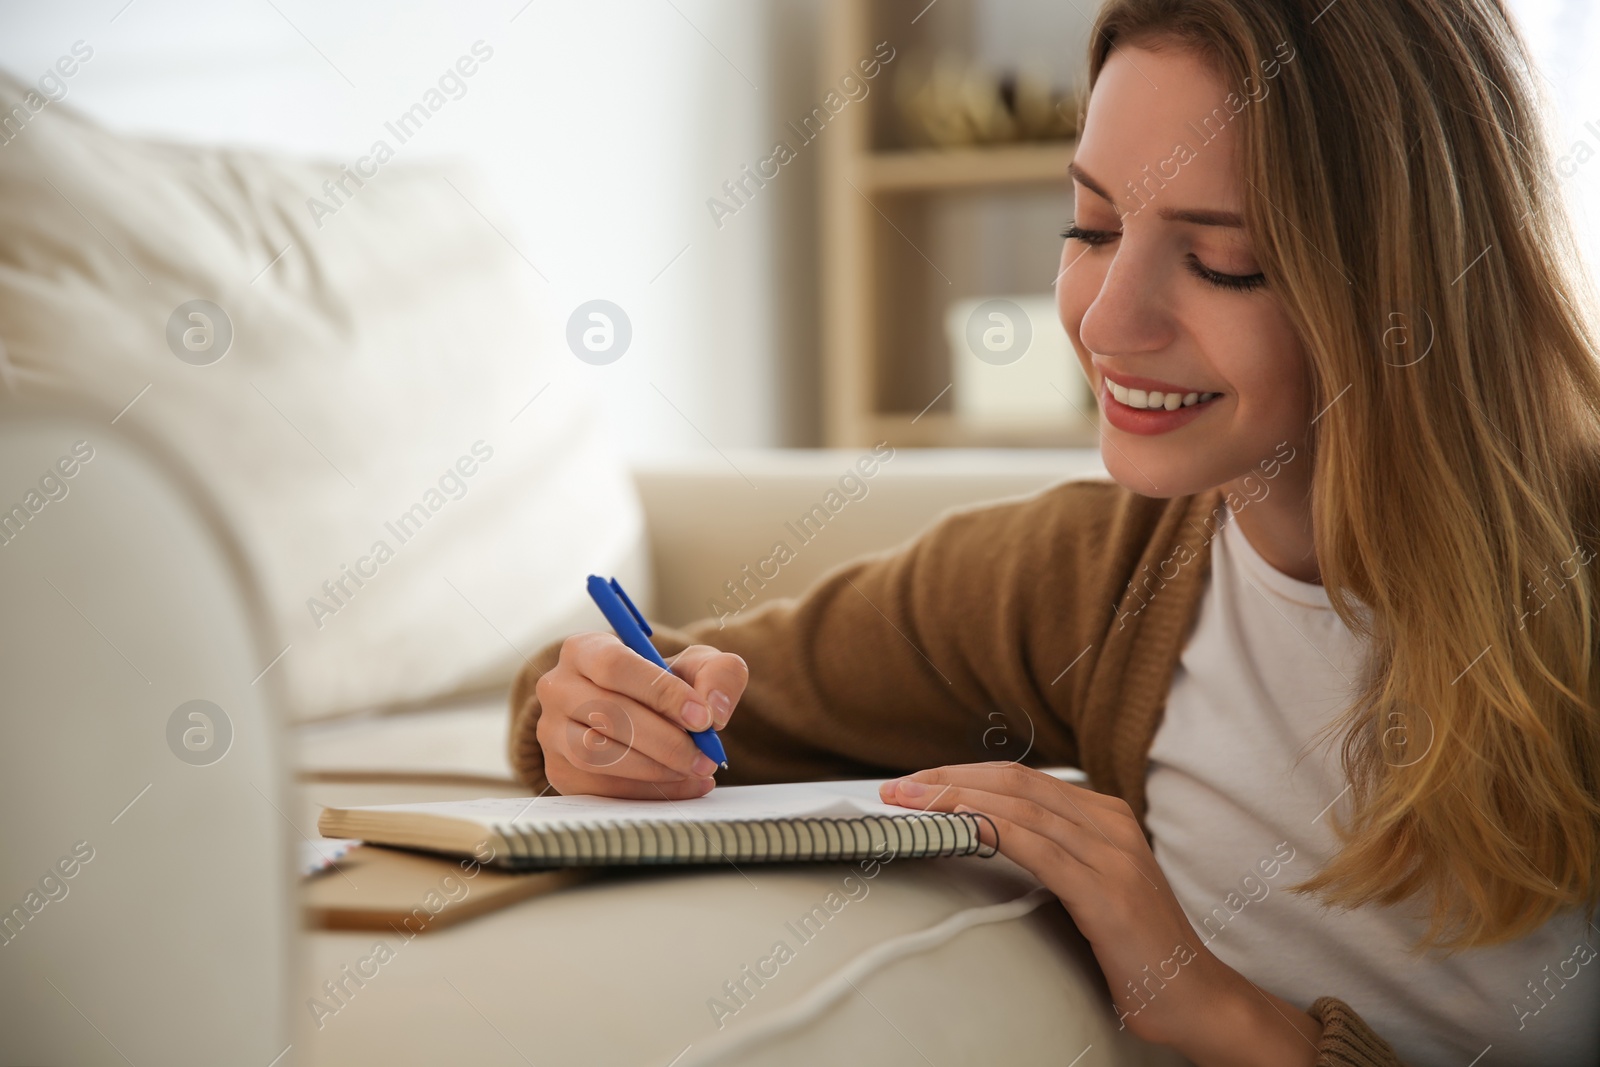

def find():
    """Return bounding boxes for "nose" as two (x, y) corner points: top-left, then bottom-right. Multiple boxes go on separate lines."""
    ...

(1076, 237), (1177, 358)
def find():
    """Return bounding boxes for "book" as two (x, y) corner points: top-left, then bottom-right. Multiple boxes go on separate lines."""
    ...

(302, 842), (592, 933)
(317, 770), (1086, 870)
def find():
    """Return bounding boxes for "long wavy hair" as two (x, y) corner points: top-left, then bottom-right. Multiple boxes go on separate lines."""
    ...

(1086, 0), (1600, 950)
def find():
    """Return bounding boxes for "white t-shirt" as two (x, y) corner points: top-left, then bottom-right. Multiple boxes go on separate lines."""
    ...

(1144, 508), (1599, 1066)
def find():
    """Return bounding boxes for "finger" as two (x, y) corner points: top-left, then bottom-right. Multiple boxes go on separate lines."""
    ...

(952, 805), (1180, 962)
(549, 757), (715, 801)
(951, 805), (1096, 913)
(876, 764), (1020, 818)
(666, 646), (750, 728)
(549, 685), (723, 780)
(564, 632), (713, 732)
(886, 781), (1107, 869)
(556, 716), (699, 783)
(910, 778), (1165, 893)
(882, 763), (1120, 832)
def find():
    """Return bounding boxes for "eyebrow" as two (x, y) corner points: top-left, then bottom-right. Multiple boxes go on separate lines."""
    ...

(1069, 162), (1244, 228)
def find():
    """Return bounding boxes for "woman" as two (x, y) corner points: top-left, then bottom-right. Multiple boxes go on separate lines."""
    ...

(512, 0), (1600, 1063)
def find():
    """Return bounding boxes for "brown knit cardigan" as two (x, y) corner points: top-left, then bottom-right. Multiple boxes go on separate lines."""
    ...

(509, 478), (1406, 1066)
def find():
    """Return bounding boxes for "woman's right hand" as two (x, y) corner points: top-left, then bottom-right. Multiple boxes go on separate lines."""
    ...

(533, 632), (750, 799)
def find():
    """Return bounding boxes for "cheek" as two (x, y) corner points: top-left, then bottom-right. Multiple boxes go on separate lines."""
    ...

(1247, 311), (1309, 400)
(1199, 302), (1311, 417)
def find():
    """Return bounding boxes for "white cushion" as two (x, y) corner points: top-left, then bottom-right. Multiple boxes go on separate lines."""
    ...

(0, 70), (648, 721)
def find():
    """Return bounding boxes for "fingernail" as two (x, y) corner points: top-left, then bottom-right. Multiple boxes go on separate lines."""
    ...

(709, 690), (732, 727)
(683, 701), (711, 730)
(692, 754), (717, 776)
(896, 779), (926, 797)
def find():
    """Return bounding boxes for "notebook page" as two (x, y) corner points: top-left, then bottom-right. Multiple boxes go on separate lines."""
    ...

(354, 778), (921, 829)
(344, 768), (1086, 830)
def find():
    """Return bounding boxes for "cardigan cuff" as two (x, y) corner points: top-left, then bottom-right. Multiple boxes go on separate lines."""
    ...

(507, 643), (561, 795)
(1307, 995), (1406, 1066)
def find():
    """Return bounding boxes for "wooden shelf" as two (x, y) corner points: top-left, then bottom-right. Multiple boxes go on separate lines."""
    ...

(820, 0), (1082, 449)
(856, 142), (1076, 193)
(868, 412), (1101, 448)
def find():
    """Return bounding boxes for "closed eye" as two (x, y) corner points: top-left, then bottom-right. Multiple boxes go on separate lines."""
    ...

(1185, 254), (1266, 293)
(1063, 219), (1266, 293)
(1061, 221), (1119, 246)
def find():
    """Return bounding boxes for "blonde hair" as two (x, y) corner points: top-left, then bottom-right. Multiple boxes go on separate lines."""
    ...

(1087, 0), (1600, 950)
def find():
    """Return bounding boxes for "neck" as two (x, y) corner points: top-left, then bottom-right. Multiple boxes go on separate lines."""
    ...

(1224, 466), (1319, 584)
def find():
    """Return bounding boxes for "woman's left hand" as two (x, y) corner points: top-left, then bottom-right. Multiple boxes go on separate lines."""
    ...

(878, 763), (1321, 1066)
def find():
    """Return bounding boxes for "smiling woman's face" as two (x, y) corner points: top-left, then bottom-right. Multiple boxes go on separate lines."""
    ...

(1058, 42), (1312, 499)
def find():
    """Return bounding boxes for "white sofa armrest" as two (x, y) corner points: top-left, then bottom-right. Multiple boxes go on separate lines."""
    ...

(0, 406), (295, 1065)
(296, 821), (1184, 1067)
(631, 448), (1108, 627)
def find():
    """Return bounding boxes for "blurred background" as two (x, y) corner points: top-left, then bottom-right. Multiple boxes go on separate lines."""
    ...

(0, 0), (1106, 455)
(0, 2), (1597, 1064)
(1, 0), (1595, 452)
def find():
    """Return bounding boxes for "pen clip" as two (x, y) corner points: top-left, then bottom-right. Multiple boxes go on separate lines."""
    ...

(609, 577), (652, 637)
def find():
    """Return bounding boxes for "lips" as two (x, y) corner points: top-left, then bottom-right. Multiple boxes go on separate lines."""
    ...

(1096, 374), (1224, 436)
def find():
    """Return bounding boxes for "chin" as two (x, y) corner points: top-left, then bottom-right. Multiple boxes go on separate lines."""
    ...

(1101, 450), (1221, 501)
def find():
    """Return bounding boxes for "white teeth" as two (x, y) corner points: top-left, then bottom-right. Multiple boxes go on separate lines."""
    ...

(1107, 381), (1221, 410)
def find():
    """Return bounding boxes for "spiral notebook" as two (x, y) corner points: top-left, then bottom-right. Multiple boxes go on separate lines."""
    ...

(318, 770), (1084, 870)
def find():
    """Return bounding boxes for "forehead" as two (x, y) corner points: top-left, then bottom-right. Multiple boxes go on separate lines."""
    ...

(1075, 43), (1245, 215)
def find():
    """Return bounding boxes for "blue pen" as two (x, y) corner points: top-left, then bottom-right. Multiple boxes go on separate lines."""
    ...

(586, 574), (729, 770)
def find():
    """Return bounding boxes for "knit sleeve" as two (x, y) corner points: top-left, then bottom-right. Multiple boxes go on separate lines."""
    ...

(507, 484), (1103, 794)
(1308, 996), (1408, 1066)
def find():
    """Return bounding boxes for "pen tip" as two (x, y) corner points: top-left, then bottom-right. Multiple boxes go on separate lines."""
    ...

(720, 762), (729, 769)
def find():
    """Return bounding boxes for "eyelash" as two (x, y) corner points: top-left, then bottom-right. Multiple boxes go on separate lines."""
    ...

(1060, 220), (1267, 293)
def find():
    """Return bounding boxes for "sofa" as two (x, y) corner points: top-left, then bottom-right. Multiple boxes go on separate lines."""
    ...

(0, 67), (1185, 1066)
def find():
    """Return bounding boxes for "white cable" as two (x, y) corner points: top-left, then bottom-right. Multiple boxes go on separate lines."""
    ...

(673, 885), (1056, 1067)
